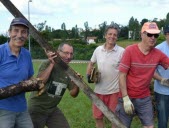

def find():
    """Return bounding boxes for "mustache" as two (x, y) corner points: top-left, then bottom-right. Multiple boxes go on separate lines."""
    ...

(13, 37), (26, 42)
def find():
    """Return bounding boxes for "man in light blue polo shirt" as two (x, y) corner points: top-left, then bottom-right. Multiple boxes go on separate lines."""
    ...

(154, 25), (169, 128)
(0, 17), (34, 128)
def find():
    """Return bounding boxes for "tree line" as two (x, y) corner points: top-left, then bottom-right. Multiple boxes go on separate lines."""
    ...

(0, 13), (169, 59)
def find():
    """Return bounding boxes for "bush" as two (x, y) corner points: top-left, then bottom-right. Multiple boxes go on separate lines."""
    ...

(0, 35), (8, 44)
(30, 39), (98, 60)
(156, 34), (165, 46)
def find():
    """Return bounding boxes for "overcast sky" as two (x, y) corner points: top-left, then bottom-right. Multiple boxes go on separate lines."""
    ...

(0, 0), (169, 34)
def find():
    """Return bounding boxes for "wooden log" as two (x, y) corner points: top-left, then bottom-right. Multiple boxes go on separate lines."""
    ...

(0, 1), (126, 127)
(0, 78), (44, 100)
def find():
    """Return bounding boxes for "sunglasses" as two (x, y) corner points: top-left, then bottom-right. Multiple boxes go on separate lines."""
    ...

(146, 33), (159, 38)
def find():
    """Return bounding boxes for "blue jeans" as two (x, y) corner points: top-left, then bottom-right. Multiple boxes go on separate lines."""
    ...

(0, 109), (33, 128)
(155, 92), (169, 128)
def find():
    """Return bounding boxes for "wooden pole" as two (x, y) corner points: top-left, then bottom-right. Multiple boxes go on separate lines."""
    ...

(0, 0), (126, 127)
(0, 78), (44, 99)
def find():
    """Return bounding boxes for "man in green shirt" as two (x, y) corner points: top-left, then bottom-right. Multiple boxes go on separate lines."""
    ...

(28, 42), (79, 128)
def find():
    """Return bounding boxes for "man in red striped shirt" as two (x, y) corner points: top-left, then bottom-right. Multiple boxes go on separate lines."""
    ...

(115, 22), (169, 128)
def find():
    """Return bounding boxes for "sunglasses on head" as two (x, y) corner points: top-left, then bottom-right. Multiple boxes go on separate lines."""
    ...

(146, 33), (159, 38)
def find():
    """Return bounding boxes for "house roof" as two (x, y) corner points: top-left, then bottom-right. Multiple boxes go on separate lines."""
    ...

(87, 36), (97, 40)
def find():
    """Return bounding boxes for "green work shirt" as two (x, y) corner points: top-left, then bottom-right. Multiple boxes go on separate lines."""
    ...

(28, 61), (74, 114)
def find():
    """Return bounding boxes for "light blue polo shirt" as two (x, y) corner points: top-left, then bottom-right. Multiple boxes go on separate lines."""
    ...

(0, 42), (34, 112)
(154, 41), (169, 95)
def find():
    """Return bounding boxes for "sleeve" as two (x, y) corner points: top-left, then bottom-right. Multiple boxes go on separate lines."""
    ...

(28, 53), (34, 78)
(159, 52), (169, 70)
(28, 58), (34, 78)
(90, 47), (98, 63)
(119, 48), (131, 73)
(37, 61), (50, 75)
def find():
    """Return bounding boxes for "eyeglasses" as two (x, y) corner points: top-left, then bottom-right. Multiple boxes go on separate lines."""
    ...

(60, 50), (73, 56)
(146, 33), (159, 38)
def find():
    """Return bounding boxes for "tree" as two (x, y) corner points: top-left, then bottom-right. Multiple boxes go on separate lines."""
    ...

(140, 18), (148, 26)
(98, 21), (107, 40)
(119, 26), (128, 39)
(165, 12), (169, 25)
(71, 25), (79, 39)
(128, 17), (140, 40)
(61, 22), (68, 40)
(34, 21), (47, 32)
(157, 19), (166, 30)
(128, 16), (135, 31)
(61, 22), (66, 30)
(0, 35), (8, 45)
(84, 21), (89, 40)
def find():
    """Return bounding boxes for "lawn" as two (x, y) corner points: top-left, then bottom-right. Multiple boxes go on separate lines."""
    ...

(31, 60), (158, 128)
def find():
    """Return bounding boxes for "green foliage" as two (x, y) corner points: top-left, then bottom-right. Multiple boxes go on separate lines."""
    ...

(34, 21), (47, 32)
(156, 34), (165, 46)
(0, 35), (8, 44)
(73, 44), (97, 60)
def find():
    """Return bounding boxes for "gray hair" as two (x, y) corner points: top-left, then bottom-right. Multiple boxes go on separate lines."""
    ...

(104, 23), (120, 36)
(58, 42), (73, 51)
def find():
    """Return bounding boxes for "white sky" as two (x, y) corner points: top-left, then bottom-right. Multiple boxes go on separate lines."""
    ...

(0, 0), (169, 34)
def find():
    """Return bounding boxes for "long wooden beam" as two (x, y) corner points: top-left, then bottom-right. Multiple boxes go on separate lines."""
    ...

(0, 78), (44, 99)
(0, 0), (126, 127)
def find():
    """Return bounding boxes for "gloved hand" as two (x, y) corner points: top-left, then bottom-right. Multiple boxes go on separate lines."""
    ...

(160, 78), (169, 87)
(86, 74), (94, 83)
(123, 95), (134, 115)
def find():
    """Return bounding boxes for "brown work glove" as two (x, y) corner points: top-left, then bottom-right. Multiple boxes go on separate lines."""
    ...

(160, 78), (169, 87)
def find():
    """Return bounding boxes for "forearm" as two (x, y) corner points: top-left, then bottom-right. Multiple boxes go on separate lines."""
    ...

(119, 72), (128, 97)
(86, 61), (94, 75)
(37, 63), (54, 83)
(153, 72), (162, 81)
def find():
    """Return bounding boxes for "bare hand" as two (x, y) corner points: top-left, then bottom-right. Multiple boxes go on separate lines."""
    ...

(46, 51), (57, 64)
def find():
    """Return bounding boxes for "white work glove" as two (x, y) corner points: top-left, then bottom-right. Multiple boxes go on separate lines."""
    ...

(160, 78), (169, 87)
(123, 95), (134, 115)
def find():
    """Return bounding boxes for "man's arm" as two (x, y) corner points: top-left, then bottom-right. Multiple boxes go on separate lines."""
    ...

(119, 72), (127, 97)
(153, 72), (162, 81)
(37, 63), (54, 84)
(86, 61), (95, 83)
(153, 72), (169, 87)
(119, 71), (134, 115)
(69, 83), (79, 98)
(37, 51), (57, 83)
(86, 61), (95, 75)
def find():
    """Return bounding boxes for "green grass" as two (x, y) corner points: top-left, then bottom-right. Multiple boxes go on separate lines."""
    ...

(117, 39), (140, 48)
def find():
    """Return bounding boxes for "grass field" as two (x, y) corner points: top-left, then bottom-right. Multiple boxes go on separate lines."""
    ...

(31, 60), (158, 128)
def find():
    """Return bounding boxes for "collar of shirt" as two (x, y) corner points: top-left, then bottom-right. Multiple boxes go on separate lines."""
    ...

(101, 43), (117, 52)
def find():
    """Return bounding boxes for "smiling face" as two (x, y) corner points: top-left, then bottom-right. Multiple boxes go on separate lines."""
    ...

(104, 28), (118, 46)
(8, 25), (28, 48)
